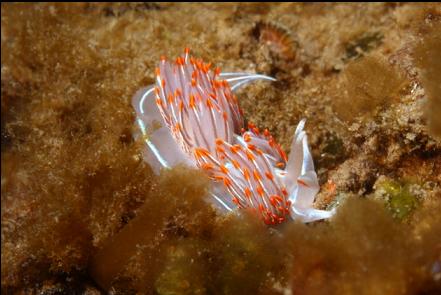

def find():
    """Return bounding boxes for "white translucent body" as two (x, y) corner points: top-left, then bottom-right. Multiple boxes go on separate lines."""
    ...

(132, 71), (334, 223)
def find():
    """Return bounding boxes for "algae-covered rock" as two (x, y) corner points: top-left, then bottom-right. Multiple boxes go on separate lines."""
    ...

(155, 240), (208, 295)
(2, 3), (441, 294)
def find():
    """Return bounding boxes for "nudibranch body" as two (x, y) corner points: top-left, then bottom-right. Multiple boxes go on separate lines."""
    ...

(133, 49), (334, 225)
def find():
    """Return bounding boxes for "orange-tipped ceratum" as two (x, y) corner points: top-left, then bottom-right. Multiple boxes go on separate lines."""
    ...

(132, 49), (334, 224)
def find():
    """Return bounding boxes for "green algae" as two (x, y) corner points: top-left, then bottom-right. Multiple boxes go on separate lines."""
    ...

(376, 179), (419, 220)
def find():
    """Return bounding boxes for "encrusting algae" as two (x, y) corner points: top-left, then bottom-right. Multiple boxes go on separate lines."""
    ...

(2, 3), (441, 294)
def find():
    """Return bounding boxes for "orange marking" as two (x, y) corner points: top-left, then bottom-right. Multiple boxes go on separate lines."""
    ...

(175, 123), (181, 132)
(189, 94), (196, 108)
(276, 162), (285, 168)
(176, 57), (184, 65)
(269, 198), (277, 207)
(215, 80), (223, 88)
(160, 55), (166, 61)
(193, 149), (202, 159)
(223, 112), (228, 121)
(184, 47), (190, 55)
(297, 179), (309, 187)
(253, 169), (262, 181)
(220, 165), (229, 174)
(201, 163), (214, 170)
(231, 159), (240, 169)
(268, 137), (275, 147)
(193, 150), (201, 159)
(179, 101), (184, 112)
(191, 78), (196, 87)
(223, 177), (232, 187)
(161, 79), (166, 88)
(206, 98), (213, 109)
(155, 67), (160, 76)
(154, 87), (160, 96)
(156, 98), (163, 107)
(265, 172), (274, 180)
(258, 204), (265, 212)
(230, 145), (239, 154)
(175, 89), (182, 97)
(246, 150), (255, 161)
(278, 146), (288, 162)
(270, 195), (283, 204)
(214, 67), (221, 76)
(281, 187), (288, 196)
(194, 147), (210, 158)
(264, 129), (270, 137)
(243, 168), (250, 181)
(215, 138), (224, 145)
(214, 175), (224, 181)
(244, 133), (251, 142)
(216, 146), (225, 154)
(257, 186), (264, 196)
(202, 64), (208, 74)
(244, 187), (252, 198)
(247, 143), (256, 151)
(168, 94), (174, 104)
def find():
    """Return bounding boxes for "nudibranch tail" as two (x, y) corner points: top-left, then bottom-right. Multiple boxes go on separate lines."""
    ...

(132, 48), (335, 224)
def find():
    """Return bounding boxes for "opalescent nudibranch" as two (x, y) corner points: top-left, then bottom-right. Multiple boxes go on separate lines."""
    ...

(132, 49), (334, 224)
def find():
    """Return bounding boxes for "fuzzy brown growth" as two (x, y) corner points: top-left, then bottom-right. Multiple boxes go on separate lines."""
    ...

(2, 3), (441, 294)
(333, 54), (408, 122)
(288, 197), (441, 295)
(413, 23), (441, 139)
(89, 166), (214, 291)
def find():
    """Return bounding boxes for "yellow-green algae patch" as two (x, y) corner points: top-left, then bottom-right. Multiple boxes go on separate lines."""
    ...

(375, 178), (419, 220)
